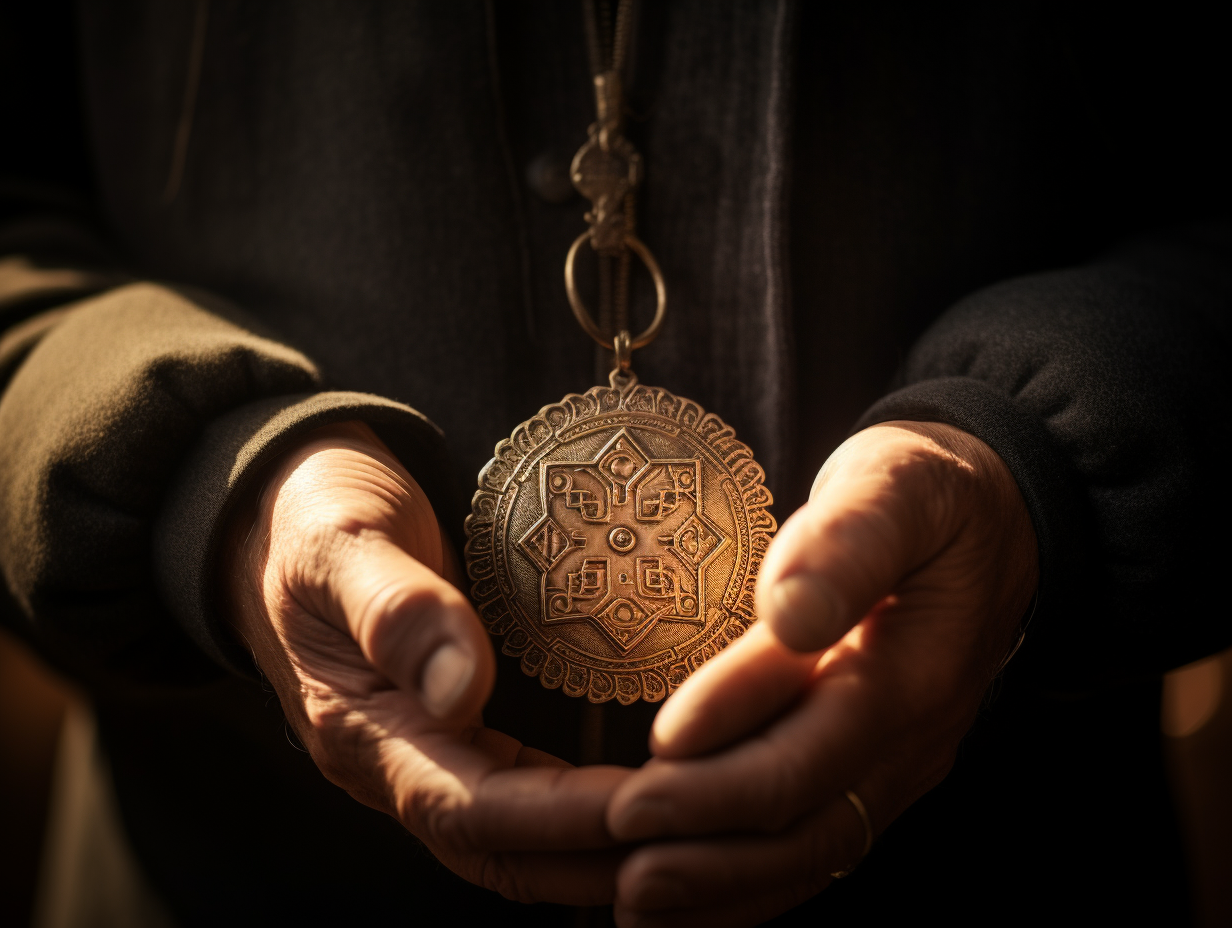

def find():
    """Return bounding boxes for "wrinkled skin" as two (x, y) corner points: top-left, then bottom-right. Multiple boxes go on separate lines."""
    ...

(605, 421), (1038, 927)
(224, 419), (1035, 920)
(223, 422), (630, 904)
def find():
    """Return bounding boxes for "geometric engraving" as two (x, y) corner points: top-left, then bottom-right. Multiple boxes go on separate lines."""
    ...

(567, 557), (608, 600)
(544, 556), (609, 619)
(635, 556), (699, 618)
(671, 513), (725, 567)
(465, 376), (777, 703)
(519, 514), (580, 571)
(532, 429), (721, 653)
(596, 435), (648, 505)
(593, 597), (657, 651)
(634, 462), (693, 520)
(608, 526), (637, 552)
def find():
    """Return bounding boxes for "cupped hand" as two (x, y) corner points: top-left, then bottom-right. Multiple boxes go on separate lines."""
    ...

(606, 421), (1038, 926)
(223, 421), (630, 905)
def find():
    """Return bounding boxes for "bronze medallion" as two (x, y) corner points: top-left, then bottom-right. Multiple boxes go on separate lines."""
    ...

(468, 2), (776, 702)
(464, 376), (776, 703)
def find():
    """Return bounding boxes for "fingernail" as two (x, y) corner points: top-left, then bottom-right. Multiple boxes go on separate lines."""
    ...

(770, 573), (845, 652)
(610, 798), (672, 841)
(420, 642), (475, 718)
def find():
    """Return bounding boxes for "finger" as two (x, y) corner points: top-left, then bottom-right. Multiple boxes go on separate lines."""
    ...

(514, 744), (575, 769)
(649, 623), (817, 759)
(378, 715), (630, 850)
(616, 797), (859, 919)
(467, 764), (634, 849)
(756, 426), (951, 653)
(330, 535), (496, 722)
(620, 798), (852, 907)
(465, 726), (578, 772)
(609, 655), (882, 841)
(473, 848), (626, 906)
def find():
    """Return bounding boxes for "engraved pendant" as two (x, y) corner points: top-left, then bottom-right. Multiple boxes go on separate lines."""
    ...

(464, 375), (776, 704)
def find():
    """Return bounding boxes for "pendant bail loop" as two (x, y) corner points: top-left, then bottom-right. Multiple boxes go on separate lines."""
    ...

(613, 328), (633, 372)
(608, 366), (638, 394)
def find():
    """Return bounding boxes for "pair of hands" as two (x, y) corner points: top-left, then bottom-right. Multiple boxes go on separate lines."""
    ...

(224, 418), (1036, 926)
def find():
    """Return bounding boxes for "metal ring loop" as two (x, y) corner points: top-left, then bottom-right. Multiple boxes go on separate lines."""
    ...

(564, 231), (667, 351)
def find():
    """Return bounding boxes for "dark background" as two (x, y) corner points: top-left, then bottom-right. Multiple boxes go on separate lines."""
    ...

(2, 2), (1230, 926)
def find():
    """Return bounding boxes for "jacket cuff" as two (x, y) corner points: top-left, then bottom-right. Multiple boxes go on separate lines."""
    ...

(153, 391), (457, 676)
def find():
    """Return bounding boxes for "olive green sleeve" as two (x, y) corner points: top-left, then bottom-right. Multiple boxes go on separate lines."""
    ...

(0, 282), (453, 681)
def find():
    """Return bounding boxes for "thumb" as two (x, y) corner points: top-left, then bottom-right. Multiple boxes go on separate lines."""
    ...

(330, 535), (496, 723)
(758, 431), (945, 654)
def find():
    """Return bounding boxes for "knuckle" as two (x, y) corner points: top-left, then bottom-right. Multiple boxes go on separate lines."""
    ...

(904, 444), (980, 527)
(357, 580), (440, 639)
(276, 518), (350, 595)
(299, 691), (374, 794)
(396, 775), (473, 854)
(819, 502), (892, 554)
(302, 689), (350, 739)
(751, 745), (810, 832)
(479, 853), (538, 903)
(810, 504), (905, 591)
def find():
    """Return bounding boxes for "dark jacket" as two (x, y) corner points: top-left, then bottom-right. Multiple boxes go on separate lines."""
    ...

(2, 2), (1228, 924)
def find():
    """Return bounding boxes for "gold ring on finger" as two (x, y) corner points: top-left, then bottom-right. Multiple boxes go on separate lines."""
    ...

(830, 789), (874, 879)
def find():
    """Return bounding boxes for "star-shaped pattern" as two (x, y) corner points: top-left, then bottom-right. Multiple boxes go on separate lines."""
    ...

(518, 430), (728, 653)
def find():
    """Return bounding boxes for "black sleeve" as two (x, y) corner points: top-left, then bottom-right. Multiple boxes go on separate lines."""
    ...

(855, 227), (1232, 685)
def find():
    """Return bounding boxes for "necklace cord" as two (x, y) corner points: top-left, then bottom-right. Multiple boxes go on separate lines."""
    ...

(568, 0), (665, 370)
